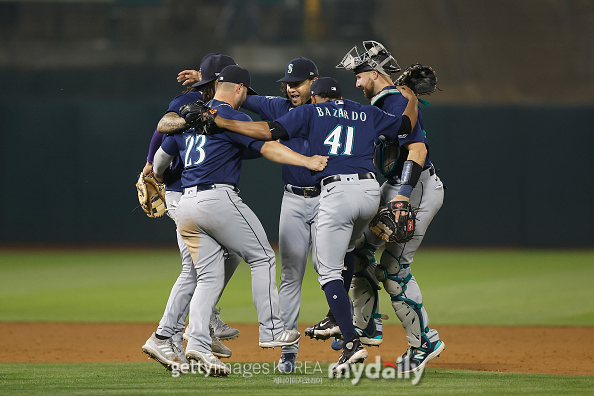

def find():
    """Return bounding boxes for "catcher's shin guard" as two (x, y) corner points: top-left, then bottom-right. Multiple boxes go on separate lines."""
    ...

(351, 270), (379, 329)
(375, 260), (427, 349)
(391, 296), (425, 348)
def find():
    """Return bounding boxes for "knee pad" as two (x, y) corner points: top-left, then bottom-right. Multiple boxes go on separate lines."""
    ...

(350, 271), (379, 329)
(374, 264), (404, 296)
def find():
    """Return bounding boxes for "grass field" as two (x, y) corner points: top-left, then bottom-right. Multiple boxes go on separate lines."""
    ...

(1, 363), (592, 395)
(0, 248), (592, 395)
(0, 249), (592, 325)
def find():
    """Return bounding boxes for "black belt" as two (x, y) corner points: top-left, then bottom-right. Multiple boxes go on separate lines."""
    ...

(285, 185), (320, 198)
(184, 183), (238, 194)
(319, 172), (375, 188)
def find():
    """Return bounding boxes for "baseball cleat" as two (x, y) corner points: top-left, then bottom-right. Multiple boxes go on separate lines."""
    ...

(331, 337), (344, 350)
(332, 337), (368, 375)
(171, 332), (189, 364)
(142, 332), (185, 371)
(259, 329), (301, 348)
(304, 316), (342, 340)
(211, 307), (240, 340)
(186, 350), (230, 377)
(355, 314), (384, 346)
(397, 339), (445, 374)
(210, 326), (232, 358)
(277, 352), (297, 373)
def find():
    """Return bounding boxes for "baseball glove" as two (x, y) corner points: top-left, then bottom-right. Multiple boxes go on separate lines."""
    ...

(178, 100), (219, 135)
(373, 135), (400, 177)
(136, 173), (167, 218)
(394, 64), (438, 95)
(369, 201), (417, 243)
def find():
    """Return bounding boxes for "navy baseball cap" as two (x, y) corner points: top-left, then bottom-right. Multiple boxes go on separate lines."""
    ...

(218, 65), (258, 95)
(277, 57), (319, 83)
(192, 53), (237, 88)
(310, 77), (341, 97)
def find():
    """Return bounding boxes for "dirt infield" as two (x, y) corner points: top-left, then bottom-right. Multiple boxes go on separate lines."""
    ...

(1, 323), (592, 375)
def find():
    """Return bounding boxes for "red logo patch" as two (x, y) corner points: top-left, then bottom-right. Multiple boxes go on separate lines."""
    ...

(407, 219), (414, 231)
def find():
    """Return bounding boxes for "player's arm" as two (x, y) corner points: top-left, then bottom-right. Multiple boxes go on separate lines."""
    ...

(260, 141), (327, 171)
(215, 117), (283, 141)
(157, 111), (189, 134)
(152, 147), (174, 183)
(390, 141), (427, 204)
(396, 85), (419, 134)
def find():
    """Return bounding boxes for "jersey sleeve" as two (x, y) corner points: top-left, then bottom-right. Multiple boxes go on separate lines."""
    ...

(146, 129), (164, 163)
(242, 95), (289, 120)
(160, 134), (180, 157)
(371, 106), (403, 141)
(274, 106), (309, 140)
(165, 92), (203, 115)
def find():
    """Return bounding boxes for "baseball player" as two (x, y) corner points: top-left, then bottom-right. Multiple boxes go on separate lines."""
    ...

(208, 76), (419, 374)
(335, 40), (446, 373)
(152, 65), (328, 377)
(141, 53), (242, 370)
(239, 57), (355, 372)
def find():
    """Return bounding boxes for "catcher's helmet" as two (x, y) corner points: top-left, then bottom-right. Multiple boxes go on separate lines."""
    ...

(336, 40), (400, 77)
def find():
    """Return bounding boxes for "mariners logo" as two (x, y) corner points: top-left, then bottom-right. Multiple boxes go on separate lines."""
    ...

(288, 64), (293, 73)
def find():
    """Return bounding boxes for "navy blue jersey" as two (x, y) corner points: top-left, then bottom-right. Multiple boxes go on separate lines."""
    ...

(151, 91), (204, 192)
(243, 95), (315, 187)
(371, 86), (433, 173)
(160, 99), (265, 188)
(276, 99), (403, 182)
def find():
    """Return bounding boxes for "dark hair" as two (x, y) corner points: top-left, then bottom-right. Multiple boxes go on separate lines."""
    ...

(182, 86), (198, 94)
(314, 92), (342, 100)
(200, 80), (217, 102)
(280, 82), (290, 99)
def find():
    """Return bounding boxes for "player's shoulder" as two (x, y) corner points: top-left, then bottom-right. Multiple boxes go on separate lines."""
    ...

(168, 91), (203, 109)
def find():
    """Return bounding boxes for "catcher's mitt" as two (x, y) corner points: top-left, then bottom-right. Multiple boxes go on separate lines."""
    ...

(136, 173), (167, 218)
(178, 100), (218, 135)
(369, 201), (417, 243)
(394, 64), (438, 95)
(373, 135), (400, 177)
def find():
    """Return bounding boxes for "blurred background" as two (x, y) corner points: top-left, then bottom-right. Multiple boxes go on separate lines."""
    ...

(0, 0), (592, 247)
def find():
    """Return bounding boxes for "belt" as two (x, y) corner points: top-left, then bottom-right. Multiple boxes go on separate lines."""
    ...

(387, 166), (435, 186)
(184, 183), (237, 195)
(319, 172), (375, 188)
(285, 185), (320, 198)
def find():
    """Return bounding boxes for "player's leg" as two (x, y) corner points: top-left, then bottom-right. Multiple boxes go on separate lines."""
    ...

(143, 191), (192, 368)
(278, 191), (319, 369)
(210, 252), (241, 340)
(182, 229), (230, 376)
(202, 186), (297, 346)
(379, 170), (445, 373)
(349, 180), (397, 345)
(314, 178), (380, 373)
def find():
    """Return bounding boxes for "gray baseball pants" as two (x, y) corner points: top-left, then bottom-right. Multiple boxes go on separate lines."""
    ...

(155, 191), (240, 338)
(176, 185), (284, 354)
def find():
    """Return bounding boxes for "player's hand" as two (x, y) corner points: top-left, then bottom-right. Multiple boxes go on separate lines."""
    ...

(177, 69), (200, 86)
(390, 195), (410, 222)
(142, 161), (153, 177)
(306, 155), (329, 171)
(397, 85), (418, 101)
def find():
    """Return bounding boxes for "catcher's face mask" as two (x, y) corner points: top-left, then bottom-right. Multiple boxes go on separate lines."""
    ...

(336, 40), (401, 77)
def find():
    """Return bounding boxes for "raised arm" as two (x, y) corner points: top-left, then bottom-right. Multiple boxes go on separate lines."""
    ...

(260, 141), (327, 171)
(396, 85), (419, 129)
(215, 117), (274, 140)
